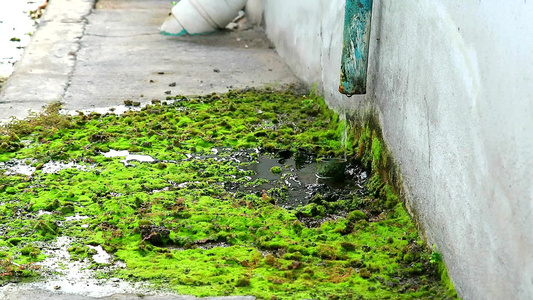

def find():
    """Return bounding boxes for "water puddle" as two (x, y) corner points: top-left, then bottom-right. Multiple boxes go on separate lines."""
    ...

(41, 161), (93, 173)
(1, 159), (35, 176)
(237, 151), (368, 208)
(0, 159), (93, 176)
(62, 105), (142, 117)
(2, 147), (367, 213)
(0, 236), (157, 298)
(64, 213), (90, 222)
(37, 210), (52, 216)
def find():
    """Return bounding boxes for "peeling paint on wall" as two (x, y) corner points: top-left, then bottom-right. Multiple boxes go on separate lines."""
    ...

(339, 0), (373, 95)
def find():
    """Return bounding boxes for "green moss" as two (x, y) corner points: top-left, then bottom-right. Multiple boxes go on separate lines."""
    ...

(0, 88), (457, 299)
(438, 261), (459, 298)
(347, 210), (366, 222)
(270, 166), (282, 174)
(347, 111), (458, 298)
(20, 244), (41, 258)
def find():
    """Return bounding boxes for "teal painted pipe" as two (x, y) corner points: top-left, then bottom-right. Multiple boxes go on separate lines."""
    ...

(339, 0), (373, 95)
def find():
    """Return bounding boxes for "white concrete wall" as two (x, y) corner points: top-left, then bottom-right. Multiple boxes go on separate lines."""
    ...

(263, 1), (533, 299)
(244, 0), (264, 25)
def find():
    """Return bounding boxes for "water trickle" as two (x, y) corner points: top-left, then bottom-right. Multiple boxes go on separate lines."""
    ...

(339, 107), (349, 160)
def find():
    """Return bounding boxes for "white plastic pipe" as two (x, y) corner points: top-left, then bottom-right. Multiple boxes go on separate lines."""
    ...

(161, 0), (246, 36)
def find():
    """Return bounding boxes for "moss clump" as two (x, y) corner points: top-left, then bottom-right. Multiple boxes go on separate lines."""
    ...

(0, 88), (457, 299)
(20, 244), (41, 258)
(235, 276), (251, 287)
(347, 210), (367, 222)
(68, 244), (96, 261)
(270, 166), (282, 174)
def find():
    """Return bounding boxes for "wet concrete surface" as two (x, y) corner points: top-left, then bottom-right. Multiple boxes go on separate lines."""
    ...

(0, 0), (47, 78)
(0, 0), (298, 122)
(0, 288), (255, 300)
(0, 0), (93, 121)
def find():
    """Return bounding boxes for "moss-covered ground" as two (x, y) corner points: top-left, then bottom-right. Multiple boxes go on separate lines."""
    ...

(0, 88), (457, 299)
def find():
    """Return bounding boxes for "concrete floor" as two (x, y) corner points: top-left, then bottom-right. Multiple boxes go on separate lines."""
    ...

(0, 0), (298, 122)
(0, 288), (255, 300)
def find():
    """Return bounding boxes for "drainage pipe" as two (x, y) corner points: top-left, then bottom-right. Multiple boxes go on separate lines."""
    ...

(160, 0), (247, 36)
(339, 0), (373, 95)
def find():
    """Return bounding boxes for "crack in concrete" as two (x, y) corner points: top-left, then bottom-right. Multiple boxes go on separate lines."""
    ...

(60, 1), (95, 101)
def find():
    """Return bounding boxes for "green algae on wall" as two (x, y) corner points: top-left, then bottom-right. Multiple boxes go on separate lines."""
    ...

(347, 112), (458, 298)
(0, 88), (457, 299)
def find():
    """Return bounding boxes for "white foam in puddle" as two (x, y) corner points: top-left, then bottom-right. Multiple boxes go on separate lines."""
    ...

(102, 149), (156, 166)
(87, 245), (112, 264)
(64, 213), (90, 222)
(41, 161), (92, 174)
(102, 149), (130, 157)
(3, 161), (35, 176)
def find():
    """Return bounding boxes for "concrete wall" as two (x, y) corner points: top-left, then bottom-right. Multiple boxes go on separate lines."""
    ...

(262, 1), (533, 299)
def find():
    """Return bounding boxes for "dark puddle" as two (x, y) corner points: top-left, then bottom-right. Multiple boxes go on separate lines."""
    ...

(223, 149), (369, 209)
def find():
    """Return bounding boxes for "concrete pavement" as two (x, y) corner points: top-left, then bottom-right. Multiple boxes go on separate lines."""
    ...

(0, 0), (298, 121)
(0, 289), (255, 300)
(0, 0), (93, 121)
